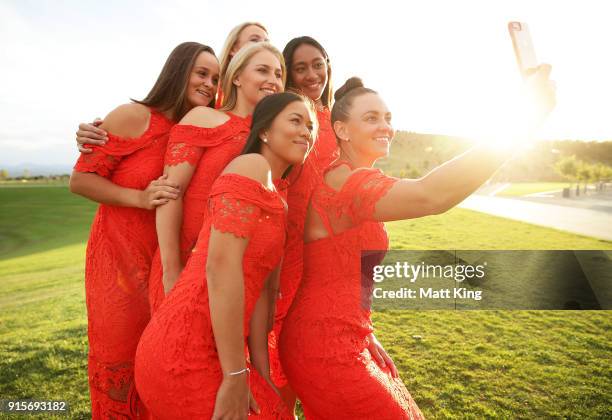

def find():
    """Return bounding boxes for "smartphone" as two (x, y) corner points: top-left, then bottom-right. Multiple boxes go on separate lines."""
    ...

(508, 21), (538, 78)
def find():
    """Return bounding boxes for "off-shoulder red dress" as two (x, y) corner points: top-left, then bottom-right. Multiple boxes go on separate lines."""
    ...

(279, 161), (425, 419)
(147, 112), (252, 312)
(269, 107), (338, 386)
(73, 109), (174, 418)
(134, 174), (292, 419)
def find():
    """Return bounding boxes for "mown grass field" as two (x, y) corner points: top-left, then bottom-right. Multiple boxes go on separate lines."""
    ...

(0, 186), (610, 419)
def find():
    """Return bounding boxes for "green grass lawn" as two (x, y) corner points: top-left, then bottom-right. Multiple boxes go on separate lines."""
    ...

(1, 186), (610, 419)
(495, 182), (570, 197)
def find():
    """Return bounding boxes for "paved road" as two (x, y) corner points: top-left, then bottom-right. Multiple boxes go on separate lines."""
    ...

(458, 194), (612, 241)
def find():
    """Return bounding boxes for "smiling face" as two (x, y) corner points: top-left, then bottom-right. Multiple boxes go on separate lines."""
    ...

(335, 93), (394, 160)
(231, 24), (269, 55)
(185, 51), (219, 107)
(234, 50), (284, 108)
(263, 100), (316, 165)
(290, 43), (328, 103)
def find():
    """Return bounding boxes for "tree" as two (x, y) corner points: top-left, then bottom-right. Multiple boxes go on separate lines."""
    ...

(576, 162), (593, 193)
(554, 155), (578, 193)
(0, 169), (8, 180)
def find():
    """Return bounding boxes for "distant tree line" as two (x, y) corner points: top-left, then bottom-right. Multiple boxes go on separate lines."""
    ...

(0, 169), (70, 182)
(376, 132), (612, 184)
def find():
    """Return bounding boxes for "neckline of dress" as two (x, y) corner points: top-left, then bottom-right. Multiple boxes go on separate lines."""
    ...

(217, 173), (288, 213)
(328, 159), (355, 171)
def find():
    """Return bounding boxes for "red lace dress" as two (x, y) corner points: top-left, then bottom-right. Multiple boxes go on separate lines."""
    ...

(269, 107), (339, 387)
(279, 162), (426, 419)
(73, 109), (174, 419)
(147, 112), (252, 313)
(134, 174), (291, 419)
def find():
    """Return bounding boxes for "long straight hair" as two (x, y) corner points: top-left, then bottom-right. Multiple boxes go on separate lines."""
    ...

(283, 36), (333, 109)
(132, 42), (216, 121)
(241, 92), (317, 178)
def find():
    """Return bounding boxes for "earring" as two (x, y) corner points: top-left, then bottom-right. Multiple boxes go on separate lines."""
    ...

(262, 137), (268, 143)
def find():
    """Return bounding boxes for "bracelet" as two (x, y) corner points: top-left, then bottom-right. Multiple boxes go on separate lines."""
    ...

(226, 367), (249, 377)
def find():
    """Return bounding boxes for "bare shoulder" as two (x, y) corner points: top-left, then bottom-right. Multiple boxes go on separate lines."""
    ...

(323, 164), (354, 191)
(222, 154), (271, 187)
(99, 103), (151, 138)
(179, 106), (230, 128)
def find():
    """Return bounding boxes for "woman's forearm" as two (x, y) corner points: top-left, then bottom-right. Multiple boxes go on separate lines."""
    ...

(156, 196), (184, 281)
(208, 263), (247, 375)
(157, 162), (196, 285)
(420, 143), (510, 213)
(248, 282), (272, 379)
(266, 266), (280, 333)
(69, 171), (143, 208)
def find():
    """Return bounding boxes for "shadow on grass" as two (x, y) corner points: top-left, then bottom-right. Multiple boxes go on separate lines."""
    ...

(0, 186), (97, 260)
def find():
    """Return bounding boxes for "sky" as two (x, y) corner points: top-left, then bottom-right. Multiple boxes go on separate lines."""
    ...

(1, 0), (610, 166)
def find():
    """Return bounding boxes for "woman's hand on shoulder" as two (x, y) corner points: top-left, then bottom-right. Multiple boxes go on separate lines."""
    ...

(76, 118), (107, 153)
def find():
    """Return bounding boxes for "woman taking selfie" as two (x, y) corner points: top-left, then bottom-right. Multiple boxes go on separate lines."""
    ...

(280, 70), (556, 419)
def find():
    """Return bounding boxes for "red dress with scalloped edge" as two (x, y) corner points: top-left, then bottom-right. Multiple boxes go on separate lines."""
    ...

(134, 173), (292, 419)
(73, 108), (174, 419)
(147, 112), (252, 313)
(268, 107), (338, 387)
(279, 161), (426, 419)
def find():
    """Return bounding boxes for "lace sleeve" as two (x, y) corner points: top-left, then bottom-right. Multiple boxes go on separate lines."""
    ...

(164, 142), (204, 167)
(207, 173), (285, 239)
(208, 193), (263, 239)
(73, 133), (134, 178)
(73, 111), (172, 178)
(164, 121), (237, 167)
(347, 169), (399, 223)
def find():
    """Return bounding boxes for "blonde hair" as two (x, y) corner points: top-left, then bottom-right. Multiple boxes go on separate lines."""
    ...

(218, 22), (268, 88)
(219, 42), (286, 112)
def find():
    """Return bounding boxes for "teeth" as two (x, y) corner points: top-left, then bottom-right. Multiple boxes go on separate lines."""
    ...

(261, 88), (275, 94)
(197, 89), (209, 97)
(374, 137), (390, 143)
